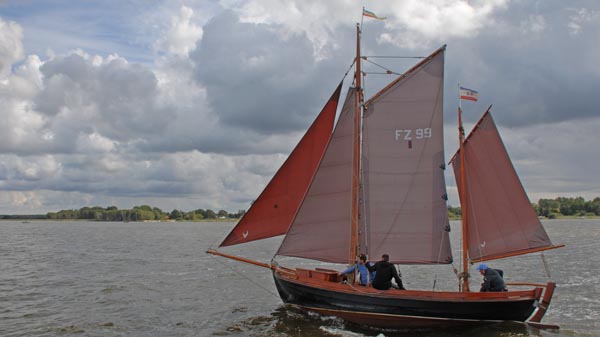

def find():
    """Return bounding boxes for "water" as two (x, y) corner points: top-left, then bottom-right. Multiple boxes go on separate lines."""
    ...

(1, 220), (598, 337)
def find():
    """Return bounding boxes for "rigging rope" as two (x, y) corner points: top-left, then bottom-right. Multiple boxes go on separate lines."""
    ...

(362, 58), (400, 75)
(540, 252), (553, 280)
(432, 221), (449, 291)
(346, 281), (387, 295)
(207, 252), (280, 299)
(363, 55), (426, 59)
(345, 59), (356, 82)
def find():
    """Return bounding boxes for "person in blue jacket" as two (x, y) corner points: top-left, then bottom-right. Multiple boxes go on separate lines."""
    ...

(339, 254), (374, 286)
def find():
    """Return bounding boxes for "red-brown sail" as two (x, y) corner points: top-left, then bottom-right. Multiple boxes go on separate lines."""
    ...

(276, 88), (357, 263)
(219, 83), (342, 247)
(451, 111), (554, 262)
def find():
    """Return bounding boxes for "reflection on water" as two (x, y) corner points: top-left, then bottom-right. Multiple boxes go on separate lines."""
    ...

(216, 305), (564, 337)
(216, 306), (345, 336)
(0, 220), (598, 337)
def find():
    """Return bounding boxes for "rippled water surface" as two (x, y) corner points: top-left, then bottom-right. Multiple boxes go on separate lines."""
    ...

(1, 220), (598, 336)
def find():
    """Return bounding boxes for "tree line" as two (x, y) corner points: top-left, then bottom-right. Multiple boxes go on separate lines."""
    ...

(41, 205), (246, 221)
(2, 196), (599, 221)
(534, 197), (600, 218)
(447, 196), (600, 219)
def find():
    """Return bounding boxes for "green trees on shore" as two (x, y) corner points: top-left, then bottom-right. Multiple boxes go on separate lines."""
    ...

(3, 196), (600, 221)
(535, 197), (600, 218)
(446, 196), (600, 219)
(447, 206), (462, 220)
(43, 205), (246, 221)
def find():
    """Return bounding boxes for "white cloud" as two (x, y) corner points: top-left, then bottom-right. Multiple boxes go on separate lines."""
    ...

(154, 6), (203, 56)
(520, 15), (547, 35)
(76, 132), (116, 153)
(0, 149), (284, 213)
(0, 189), (96, 214)
(380, 0), (508, 48)
(567, 7), (599, 35)
(233, 1), (349, 59)
(4, 191), (43, 210)
(501, 116), (600, 199)
(33, 51), (176, 145)
(230, 0), (508, 52)
(1, 0), (599, 215)
(0, 154), (62, 182)
(0, 17), (24, 77)
(0, 54), (46, 154)
(444, 115), (600, 206)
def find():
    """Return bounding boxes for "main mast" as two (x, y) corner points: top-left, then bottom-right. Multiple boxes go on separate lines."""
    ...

(349, 23), (362, 264)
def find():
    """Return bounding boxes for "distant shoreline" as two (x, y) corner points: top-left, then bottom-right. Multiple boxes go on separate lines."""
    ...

(2, 215), (598, 222)
(4, 196), (598, 222)
(0, 217), (239, 222)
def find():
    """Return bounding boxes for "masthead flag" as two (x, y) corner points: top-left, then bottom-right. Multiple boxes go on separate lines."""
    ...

(459, 86), (478, 101)
(363, 8), (386, 20)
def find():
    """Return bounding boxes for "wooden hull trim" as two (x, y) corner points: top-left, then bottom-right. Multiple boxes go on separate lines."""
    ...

(290, 304), (561, 330)
(528, 282), (556, 323)
(273, 268), (544, 327)
(289, 304), (502, 328)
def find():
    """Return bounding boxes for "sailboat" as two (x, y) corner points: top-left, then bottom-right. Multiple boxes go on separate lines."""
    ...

(207, 24), (563, 329)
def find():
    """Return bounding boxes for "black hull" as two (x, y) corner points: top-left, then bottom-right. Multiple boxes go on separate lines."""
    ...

(273, 273), (537, 327)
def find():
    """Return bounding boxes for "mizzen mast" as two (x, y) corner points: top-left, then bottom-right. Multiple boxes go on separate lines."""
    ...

(457, 96), (470, 292)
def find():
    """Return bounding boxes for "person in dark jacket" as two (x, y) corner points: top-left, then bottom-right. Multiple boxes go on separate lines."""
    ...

(476, 263), (506, 292)
(367, 254), (405, 290)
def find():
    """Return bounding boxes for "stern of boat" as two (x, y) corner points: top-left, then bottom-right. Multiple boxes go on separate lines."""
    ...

(527, 282), (557, 324)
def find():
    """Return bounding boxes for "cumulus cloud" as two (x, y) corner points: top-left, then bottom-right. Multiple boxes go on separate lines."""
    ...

(154, 6), (203, 56)
(0, 17), (24, 77)
(520, 15), (547, 35)
(231, 0), (508, 52)
(190, 10), (346, 135)
(0, 53), (46, 155)
(0, 149), (284, 213)
(379, 0), (508, 48)
(1, 191), (44, 211)
(0, 154), (61, 187)
(34, 51), (175, 146)
(496, 116), (600, 201)
(444, 113), (600, 206)
(567, 7), (599, 35)
(1, 0), (600, 215)
(0, 9), (299, 213)
(444, 1), (600, 128)
(0, 49), (182, 158)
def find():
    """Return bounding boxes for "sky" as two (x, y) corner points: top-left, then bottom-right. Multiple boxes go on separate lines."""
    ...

(0, 0), (599, 214)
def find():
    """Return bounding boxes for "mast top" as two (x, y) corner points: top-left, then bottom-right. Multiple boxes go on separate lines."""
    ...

(355, 23), (364, 108)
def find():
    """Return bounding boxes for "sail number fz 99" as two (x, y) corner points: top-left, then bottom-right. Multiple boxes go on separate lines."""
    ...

(395, 128), (432, 141)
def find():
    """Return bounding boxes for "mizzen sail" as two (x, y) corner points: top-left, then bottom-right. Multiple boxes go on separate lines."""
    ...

(361, 46), (452, 264)
(451, 111), (554, 262)
(219, 83), (342, 247)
